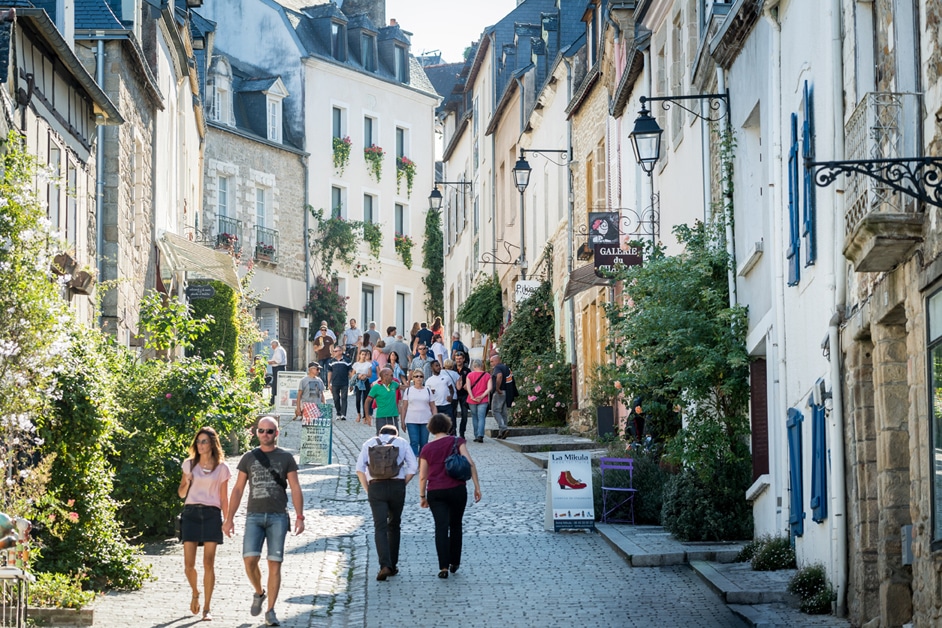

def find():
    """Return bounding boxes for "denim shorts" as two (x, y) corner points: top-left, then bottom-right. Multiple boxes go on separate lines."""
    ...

(242, 512), (290, 562)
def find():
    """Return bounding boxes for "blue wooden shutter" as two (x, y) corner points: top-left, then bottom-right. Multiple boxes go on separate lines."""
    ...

(810, 402), (828, 523)
(802, 81), (817, 266)
(787, 114), (800, 286)
(787, 407), (805, 537)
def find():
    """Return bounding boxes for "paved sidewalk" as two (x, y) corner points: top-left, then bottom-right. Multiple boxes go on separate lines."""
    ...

(91, 413), (747, 627)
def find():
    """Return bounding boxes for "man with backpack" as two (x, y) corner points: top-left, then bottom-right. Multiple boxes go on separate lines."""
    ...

(355, 425), (417, 581)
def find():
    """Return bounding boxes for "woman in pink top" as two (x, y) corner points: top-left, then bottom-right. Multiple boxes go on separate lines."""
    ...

(465, 358), (493, 443)
(178, 426), (231, 621)
(418, 413), (481, 578)
(373, 339), (389, 369)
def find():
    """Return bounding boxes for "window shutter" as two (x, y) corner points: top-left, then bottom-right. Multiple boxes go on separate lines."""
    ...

(802, 81), (817, 266)
(787, 114), (800, 286)
(787, 408), (805, 537)
(810, 403), (828, 523)
(595, 145), (606, 208)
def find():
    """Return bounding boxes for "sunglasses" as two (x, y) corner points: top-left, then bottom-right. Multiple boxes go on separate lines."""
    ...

(196, 438), (211, 445)
(257, 428), (277, 435)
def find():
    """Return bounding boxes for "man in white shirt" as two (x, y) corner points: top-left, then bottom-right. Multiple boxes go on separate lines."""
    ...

(342, 319), (363, 361)
(426, 360), (456, 421)
(268, 340), (287, 406)
(355, 425), (417, 581)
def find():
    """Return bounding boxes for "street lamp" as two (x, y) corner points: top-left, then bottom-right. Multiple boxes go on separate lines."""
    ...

(629, 91), (730, 174)
(511, 148), (569, 280)
(428, 181), (473, 211)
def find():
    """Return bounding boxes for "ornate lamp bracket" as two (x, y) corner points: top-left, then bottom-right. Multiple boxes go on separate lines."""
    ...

(806, 156), (942, 208)
(641, 91), (730, 123)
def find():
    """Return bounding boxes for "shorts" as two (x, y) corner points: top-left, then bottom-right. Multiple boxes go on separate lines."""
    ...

(181, 505), (223, 545)
(242, 512), (290, 562)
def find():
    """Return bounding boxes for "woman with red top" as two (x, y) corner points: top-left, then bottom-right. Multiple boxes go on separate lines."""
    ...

(418, 413), (482, 578)
(465, 358), (493, 443)
(178, 426), (231, 621)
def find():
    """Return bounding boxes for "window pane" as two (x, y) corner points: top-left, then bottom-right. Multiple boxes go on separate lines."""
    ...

(333, 107), (342, 138)
(332, 186), (343, 218)
(256, 188), (266, 227)
(930, 290), (942, 341)
(395, 203), (404, 234)
(396, 127), (405, 158)
(218, 176), (228, 217)
(363, 194), (373, 223)
(364, 117), (373, 147)
(932, 343), (942, 541)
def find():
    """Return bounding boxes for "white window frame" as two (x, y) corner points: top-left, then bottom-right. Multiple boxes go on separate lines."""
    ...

(256, 186), (268, 228)
(267, 98), (282, 143)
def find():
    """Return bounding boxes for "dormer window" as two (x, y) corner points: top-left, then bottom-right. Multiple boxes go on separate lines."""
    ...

(361, 33), (377, 72)
(331, 22), (346, 60)
(394, 45), (408, 82)
(209, 56), (234, 125)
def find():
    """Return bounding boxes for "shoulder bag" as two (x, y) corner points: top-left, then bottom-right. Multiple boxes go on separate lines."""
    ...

(175, 460), (193, 542)
(444, 436), (472, 481)
(252, 448), (288, 491)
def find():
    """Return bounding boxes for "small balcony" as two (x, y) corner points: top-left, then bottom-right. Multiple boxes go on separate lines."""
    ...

(255, 226), (279, 264)
(842, 92), (924, 272)
(216, 216), (243, 254)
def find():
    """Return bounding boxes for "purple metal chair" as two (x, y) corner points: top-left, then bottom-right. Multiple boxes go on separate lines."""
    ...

(600, 457), (637, 524)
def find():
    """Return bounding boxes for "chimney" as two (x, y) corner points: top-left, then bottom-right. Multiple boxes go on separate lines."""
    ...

(340, 0), (385, 29)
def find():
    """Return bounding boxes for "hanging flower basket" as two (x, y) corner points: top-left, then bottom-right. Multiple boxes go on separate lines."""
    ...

(394, 233), (414, 269)
(364, 144), (385, 182)
(333, 136), (352, 175)
(396, 156), (416, 198)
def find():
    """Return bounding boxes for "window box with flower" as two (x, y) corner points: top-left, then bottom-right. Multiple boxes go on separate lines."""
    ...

(333, 135), (352, 175)
(255, 242), (276, 262)
(216, 232), (239, 250)
(396, 155), (416, 197)
(393, 233), (414, 269)
(364, 144), (385, 182)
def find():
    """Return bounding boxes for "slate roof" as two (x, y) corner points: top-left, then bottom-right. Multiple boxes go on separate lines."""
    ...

(424, 62), (463, 117)
(73, 0), (123, 32)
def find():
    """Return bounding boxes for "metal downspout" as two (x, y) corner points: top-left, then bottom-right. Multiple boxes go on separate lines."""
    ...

(490, 31), (498, 280)
(762, 2), (788, 536)
(563, 56), (576, 366)
(302, 154), (311, 367)
(717, 69), (737, 307)
(96, 40), (105, 328)
(827, 0), (848, 613)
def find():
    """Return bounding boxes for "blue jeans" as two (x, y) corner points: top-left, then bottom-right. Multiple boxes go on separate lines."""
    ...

(469, 403), (488, 439)
(242, 512), (289, 562)
(405, 422), (429, 457)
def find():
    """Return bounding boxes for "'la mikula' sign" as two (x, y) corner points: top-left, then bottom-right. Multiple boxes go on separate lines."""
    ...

(594, 244), (642, 277)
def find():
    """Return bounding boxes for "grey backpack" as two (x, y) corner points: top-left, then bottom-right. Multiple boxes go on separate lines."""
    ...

(368, 437), (402, 479)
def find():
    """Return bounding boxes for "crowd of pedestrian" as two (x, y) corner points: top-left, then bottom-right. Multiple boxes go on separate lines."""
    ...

(179, 319), (513, 624)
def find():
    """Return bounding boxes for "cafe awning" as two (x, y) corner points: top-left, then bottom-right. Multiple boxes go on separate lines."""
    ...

(157, 232), (242, 293)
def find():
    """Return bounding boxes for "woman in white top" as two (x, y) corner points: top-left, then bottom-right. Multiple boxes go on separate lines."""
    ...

(430, 334), (448, 366)
(352, 349), (374, 426)
(400, 368), (437, 457)
(178, 426), (231, 621)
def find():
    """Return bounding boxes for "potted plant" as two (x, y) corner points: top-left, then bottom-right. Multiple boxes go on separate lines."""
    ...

(255, 242), (276, 261)
(364, 144), (385, 182)
(396, 155), (416, 197)
(332, 135), (352, 175)
(394, 233), (414, 269)
(216, 232), (238, 249)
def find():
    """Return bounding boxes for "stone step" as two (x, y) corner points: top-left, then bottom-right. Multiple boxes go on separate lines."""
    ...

(484, 426), (559, 438)
(494, 434), (600, 453)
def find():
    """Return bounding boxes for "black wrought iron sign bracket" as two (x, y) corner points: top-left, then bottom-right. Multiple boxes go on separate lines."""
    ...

(480, 240), (520, 266)
(806, 156), (942, 208)
(641, 91), (730, 123)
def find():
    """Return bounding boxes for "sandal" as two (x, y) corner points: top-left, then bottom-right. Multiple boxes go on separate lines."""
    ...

(202, 610), (213, 621)
(190, 592), (200, 615)
(438, 569), (449, 579)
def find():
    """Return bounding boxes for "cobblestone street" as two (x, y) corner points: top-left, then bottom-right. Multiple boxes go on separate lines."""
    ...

(92, 414), (746, 627)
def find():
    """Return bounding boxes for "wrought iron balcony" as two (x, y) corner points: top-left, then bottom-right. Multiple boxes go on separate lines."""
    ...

(842, 92), (925, 272)
(255, 225), (279, 263)
(216, 216), (242, 254)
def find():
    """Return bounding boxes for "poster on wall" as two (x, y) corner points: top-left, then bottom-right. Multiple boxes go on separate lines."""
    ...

(275, 371), (306, 415)
(545, 451), (595, 531)
(588, 212), (620, 244)
(299, 406), (333, 465)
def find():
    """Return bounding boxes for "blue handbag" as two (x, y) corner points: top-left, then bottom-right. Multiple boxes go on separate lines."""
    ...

(444, 436), (472, 481)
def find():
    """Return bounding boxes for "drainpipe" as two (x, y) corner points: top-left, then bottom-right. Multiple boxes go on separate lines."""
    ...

(826, 0), (848, 613)
(95, 40), (105, 328)
(490, 30), (498, 281)
(302, 153), (311, 367)
(717, 68), (737, 307)
(562, 56), (577, 367)
(762, 1), (788, 536)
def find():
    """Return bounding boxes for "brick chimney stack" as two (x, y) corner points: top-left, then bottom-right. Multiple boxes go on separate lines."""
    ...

(339, 0), (385, 30)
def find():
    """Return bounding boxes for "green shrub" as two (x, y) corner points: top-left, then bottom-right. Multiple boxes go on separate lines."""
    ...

(751, 535), (796, 571)
(456, 275), (502, 338)
(498, 280), (553, 374)
(510, 349), (571, 426)
(188, 280), (241, 378)
(305, 276), (348, 341)
(661, 453), (753, 542)
(29, 572), (96, 609)
(735, 538), (764, 563)
(788, 563), (834, 614)
(112, 356), (264, 537)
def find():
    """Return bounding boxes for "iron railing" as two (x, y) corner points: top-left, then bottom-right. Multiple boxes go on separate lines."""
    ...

(255, 226), (279, 263)
(216, 216), (243, 254)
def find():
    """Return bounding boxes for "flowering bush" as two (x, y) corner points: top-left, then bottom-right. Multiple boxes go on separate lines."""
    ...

(332, 135), (352, 175)
(510, 349), (571, 426)
(396, 155), (416, 197)
(364, 144), (385, 181)
(304, 276), (348, 340)
(394, 232), (414, 269)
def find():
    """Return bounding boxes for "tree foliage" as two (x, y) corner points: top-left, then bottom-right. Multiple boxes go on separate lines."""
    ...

(497, 280), (553, 373)
(304, 276), (348, 341)
(188, 280), (241, 377)
(422, 208), (444, 319)
(456, 274), (503, 338)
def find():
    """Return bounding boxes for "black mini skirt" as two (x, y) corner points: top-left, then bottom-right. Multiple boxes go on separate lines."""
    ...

(181, 504), (224, 545)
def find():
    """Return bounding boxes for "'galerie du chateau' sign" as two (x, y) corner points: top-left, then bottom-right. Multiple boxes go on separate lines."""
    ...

(593, 244), (642, 277)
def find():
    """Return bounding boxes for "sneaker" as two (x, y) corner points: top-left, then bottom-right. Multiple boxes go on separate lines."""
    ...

(250, 591), (266, 617)
(265, 609), (280, 626)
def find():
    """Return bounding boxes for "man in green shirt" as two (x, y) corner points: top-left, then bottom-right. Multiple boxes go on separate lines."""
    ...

(366, 367), (400, 436)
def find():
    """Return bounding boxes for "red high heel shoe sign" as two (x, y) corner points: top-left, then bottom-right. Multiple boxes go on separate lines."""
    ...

(545, 451), (595, 532)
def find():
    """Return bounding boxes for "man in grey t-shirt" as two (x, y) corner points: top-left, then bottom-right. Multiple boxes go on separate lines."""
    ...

(224, 417), (304, 626)
(295, 362), (326, 420)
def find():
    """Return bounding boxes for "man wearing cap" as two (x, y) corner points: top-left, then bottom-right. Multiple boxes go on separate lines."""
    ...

(355, 424), (417, 581)
(295, 362), (326, 421)
(313, 323), (335, 383)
